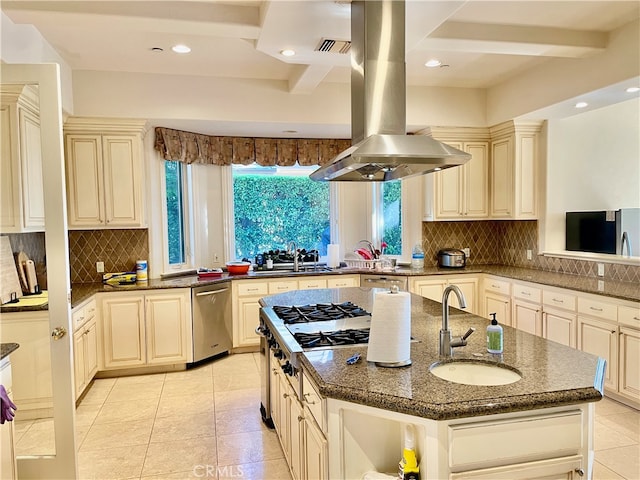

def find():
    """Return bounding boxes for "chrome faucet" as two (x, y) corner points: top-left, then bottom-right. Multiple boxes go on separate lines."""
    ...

(287, 241), (299, 272)
(440, 284), (475, 357)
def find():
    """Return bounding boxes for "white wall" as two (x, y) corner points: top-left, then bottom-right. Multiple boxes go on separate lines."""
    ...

(0, 12), (74, 114)
(543, 98), (640, 251)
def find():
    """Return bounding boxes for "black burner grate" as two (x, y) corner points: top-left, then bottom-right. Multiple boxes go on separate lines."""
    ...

(293, 329), (370, 348)
(273, 302), (371, 324)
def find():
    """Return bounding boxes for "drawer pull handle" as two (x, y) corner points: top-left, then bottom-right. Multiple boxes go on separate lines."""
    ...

(521, 291), (531, 296)
(283, 393), (289, 399)
(634, 316), (640, 321)
(552, 298), (563, 303)
(303, 393), (317, 405)
(611, 330), (616, 334)
(491, 284), (499, 288)
(590, 306), (603, 312)
(575, 468), (585, 477)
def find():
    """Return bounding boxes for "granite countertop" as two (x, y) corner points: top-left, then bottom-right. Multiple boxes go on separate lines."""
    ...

(2, 263), (638, 313)
(0, 343), (19, 360)
(261, 288), (605, 421)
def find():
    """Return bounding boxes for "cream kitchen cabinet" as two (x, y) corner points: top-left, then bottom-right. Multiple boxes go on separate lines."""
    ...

(100, 289), (191, 369)
(72, 298), (98, 399)
(422, 127), (490, 221)
(64, 118), (146, 229)
(618, 304), (640, 405)
(489, 120), (541, 220)
(0, 355), (17, 480)
(298, 277), (328, 290)
(0, 85), (45, 233)
(542, 288), (577, 348)
(511, 282), (542, 336)
(303, 408), (329, 480)
(482, 276), (511, 326)
(327, 275), (360, 288)
(232, 280), (268, 348)
(409, 275), (478, 314)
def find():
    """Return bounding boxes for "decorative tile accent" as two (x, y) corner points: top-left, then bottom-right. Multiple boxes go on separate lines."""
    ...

(69, 229), (149, 283)
(421, 220), (640, 284)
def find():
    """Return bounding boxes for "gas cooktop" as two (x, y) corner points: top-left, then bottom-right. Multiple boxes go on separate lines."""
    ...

(272, 302), (371, 324)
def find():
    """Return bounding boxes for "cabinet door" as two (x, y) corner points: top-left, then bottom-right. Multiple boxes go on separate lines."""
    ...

(0, 105), (18, 230)
(304, 411), (328, 480)
(19, 107), (45, 229)
(290, 393), (304, 480)
(618, 326), (640, 403)
(102, 295), (145, 368)
(490, 137), (513, 218)
(436, 166), (463, 218)
(464, 142), (489, 218)
(450, 455), (583, 479)
(412, 279), (446, 303)
(449, 278), (477, 314)
(66, 134), (105, 227)
(484, 293), (511, 327)
(85, 319), (99, 380)
(102, 135), (143, 226)
(578, 316), (618, 392)
(277, 373), (292, 463)
(512, 299), (542, 336)
(543, 308), (577, 348)
(145, 292), (189, 364)
(235, 296), (262, 347)
(73, 329), (86, 399)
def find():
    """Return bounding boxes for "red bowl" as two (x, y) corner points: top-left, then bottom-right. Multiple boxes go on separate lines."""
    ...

(226, 261), (251, 275)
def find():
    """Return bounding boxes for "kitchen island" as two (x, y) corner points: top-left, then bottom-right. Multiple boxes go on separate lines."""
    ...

(260, 287), (605, 479)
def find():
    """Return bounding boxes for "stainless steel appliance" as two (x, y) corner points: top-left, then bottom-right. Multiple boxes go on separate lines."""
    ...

(437, 249), (466, 268)
(360, 274), (408, 291)
(258, 302), (372, 427)
(566, 208), (640, 256)
(191, 282), (232, 363)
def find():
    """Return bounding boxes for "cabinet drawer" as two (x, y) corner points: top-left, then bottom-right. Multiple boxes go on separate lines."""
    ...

(299, 278), (327, 290)
(449, 410), (583, 471)
(327, 276), (359, 288)
(619, 305), (640, 328)
(578, 297), (617, 321)
(237, 282), (268, 296)
(268, 280), (298, 294)
(512, 283), (541, 302)
(302, 371), (325, 431)
(484, 278), (510, 296)
(543, 289), (577, 311)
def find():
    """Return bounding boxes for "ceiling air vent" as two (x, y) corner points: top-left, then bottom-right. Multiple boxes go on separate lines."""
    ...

(315, 38), (351, 54)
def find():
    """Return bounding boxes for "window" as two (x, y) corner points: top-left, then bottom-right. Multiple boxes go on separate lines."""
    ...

(164, 160), (191, 267)
(371, 181), (403, 257)
(232, 164), (331, 260)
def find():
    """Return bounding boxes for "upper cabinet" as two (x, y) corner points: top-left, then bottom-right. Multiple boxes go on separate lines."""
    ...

(64, 117), (147, 229)
(422, 127), (491, 221)
(0, 85), (45, 233)
(489, 120), (542, 220)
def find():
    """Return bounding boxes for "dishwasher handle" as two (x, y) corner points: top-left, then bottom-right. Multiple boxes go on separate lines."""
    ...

(195, 288), (229, 297)
(363, 278), (403, 284)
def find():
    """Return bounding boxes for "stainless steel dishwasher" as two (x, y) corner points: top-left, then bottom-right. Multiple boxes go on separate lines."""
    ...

(360, 274), (408, 291)
(191, 282), (232, 363)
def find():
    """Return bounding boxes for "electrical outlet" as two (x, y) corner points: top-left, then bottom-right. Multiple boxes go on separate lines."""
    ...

(597, 263), (605, 277)
(598, 280), (605, 291)
(214, 253), (219, 262)
(462, 247), (470, 258)
(526, 249), (532, 260)
(96, 261), (104, 273)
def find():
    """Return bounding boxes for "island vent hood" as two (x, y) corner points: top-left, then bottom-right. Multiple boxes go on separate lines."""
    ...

(310, 0), (470, 182)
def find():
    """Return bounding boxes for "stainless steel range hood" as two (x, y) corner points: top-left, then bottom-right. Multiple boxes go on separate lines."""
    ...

(310, 0), (470, 182)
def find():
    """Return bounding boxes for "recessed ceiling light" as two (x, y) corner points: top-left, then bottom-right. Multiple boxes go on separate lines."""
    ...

(172, 44), (191, 54)
(425, 59), (442, 68)
(280, 49), (296, 57)
(626, 86), (640, 93)
(575, 102), (589, 109)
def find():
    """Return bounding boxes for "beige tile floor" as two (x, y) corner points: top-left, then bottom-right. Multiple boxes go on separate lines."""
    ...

(13, 352), (640, 479)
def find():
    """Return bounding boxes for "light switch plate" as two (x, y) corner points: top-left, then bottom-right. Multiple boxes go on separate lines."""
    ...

(96, 261), (104, 273)
(526, 249), (532, 260)
(462, 248), (470, 258)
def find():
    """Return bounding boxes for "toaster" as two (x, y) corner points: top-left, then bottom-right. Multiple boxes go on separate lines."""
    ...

(437, 249), (466, 268)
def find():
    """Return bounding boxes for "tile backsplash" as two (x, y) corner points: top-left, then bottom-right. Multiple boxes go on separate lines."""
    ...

(421, 220), (640, 284)
(69, 229), (149, 283)
(2, 232), (48, 290)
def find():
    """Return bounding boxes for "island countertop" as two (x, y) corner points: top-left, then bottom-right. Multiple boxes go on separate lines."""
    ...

(260, 287), (605, 421)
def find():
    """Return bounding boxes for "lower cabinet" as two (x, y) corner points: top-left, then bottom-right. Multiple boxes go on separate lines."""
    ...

(449, 455), (583, 479)
(73, 318), (98, 399)
(619, 324), (640, 403)
(483, 292), (511, 326)
(409, 275), (478, 314)
(511, 282), (542, 336)
(232, 281), (268, 348)
(303, 410), (328, 480)
(578, 315), (619, 393)
(100, 289), (191, 369)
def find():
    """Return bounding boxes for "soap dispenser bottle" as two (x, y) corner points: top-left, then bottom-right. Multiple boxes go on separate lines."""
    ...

(487, 313), (503, 354)
(398, 424), (420, 480)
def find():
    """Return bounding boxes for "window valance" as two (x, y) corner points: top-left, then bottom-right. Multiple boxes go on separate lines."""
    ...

(154, 127), (351, 167)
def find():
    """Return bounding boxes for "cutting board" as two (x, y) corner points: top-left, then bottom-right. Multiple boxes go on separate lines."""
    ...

(0, 236), (23, 304)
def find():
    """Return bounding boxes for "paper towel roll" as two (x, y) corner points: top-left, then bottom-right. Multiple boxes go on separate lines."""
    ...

(327, 244), (340, 268)
(366, 289), (412, 366)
